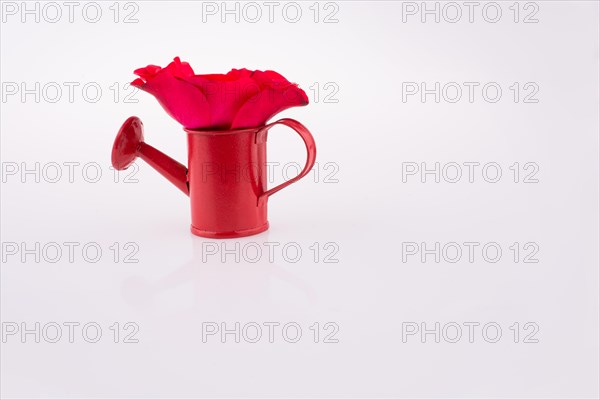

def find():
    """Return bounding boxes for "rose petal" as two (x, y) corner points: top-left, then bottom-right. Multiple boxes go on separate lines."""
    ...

(130, 78), (145, 88)
(163, 57), (195, 78)
(140, 71), (211, 129)
(231, 84), (308, 129)
(261, 70), (290, 84)
(184, 69), (260, 129)
(133, 64), (162, 81)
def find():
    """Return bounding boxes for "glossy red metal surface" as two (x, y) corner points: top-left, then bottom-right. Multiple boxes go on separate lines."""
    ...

(112, 117), (316, 238)
(112, 117), (189, 195)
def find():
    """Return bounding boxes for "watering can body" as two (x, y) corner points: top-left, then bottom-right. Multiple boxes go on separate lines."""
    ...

(112, 116), (316, 238)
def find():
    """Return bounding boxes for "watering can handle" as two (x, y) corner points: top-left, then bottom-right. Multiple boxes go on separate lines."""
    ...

(256, 118), (316, 206)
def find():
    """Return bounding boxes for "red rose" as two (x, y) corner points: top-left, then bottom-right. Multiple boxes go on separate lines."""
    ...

(131, 57), (309, 130)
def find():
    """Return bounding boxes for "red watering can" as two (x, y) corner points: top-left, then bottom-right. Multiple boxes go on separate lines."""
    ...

(111, 116), (316, 238)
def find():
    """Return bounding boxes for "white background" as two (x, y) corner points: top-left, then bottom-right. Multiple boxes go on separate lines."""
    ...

(1, 1), (599, 398)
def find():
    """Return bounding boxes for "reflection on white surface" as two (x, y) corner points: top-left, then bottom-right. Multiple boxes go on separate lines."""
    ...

(121, 237), (318, 314)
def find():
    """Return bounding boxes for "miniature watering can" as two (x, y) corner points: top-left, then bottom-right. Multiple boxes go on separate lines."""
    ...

(111, 116), (316, 238)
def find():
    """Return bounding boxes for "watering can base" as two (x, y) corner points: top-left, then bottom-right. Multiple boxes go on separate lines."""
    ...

(190, 222), (270, 238)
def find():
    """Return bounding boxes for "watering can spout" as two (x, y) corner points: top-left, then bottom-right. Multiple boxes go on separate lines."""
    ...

(112, 116), (189, 195)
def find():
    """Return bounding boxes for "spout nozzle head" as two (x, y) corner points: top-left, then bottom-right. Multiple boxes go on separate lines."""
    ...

(112, 116), (144, 170)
